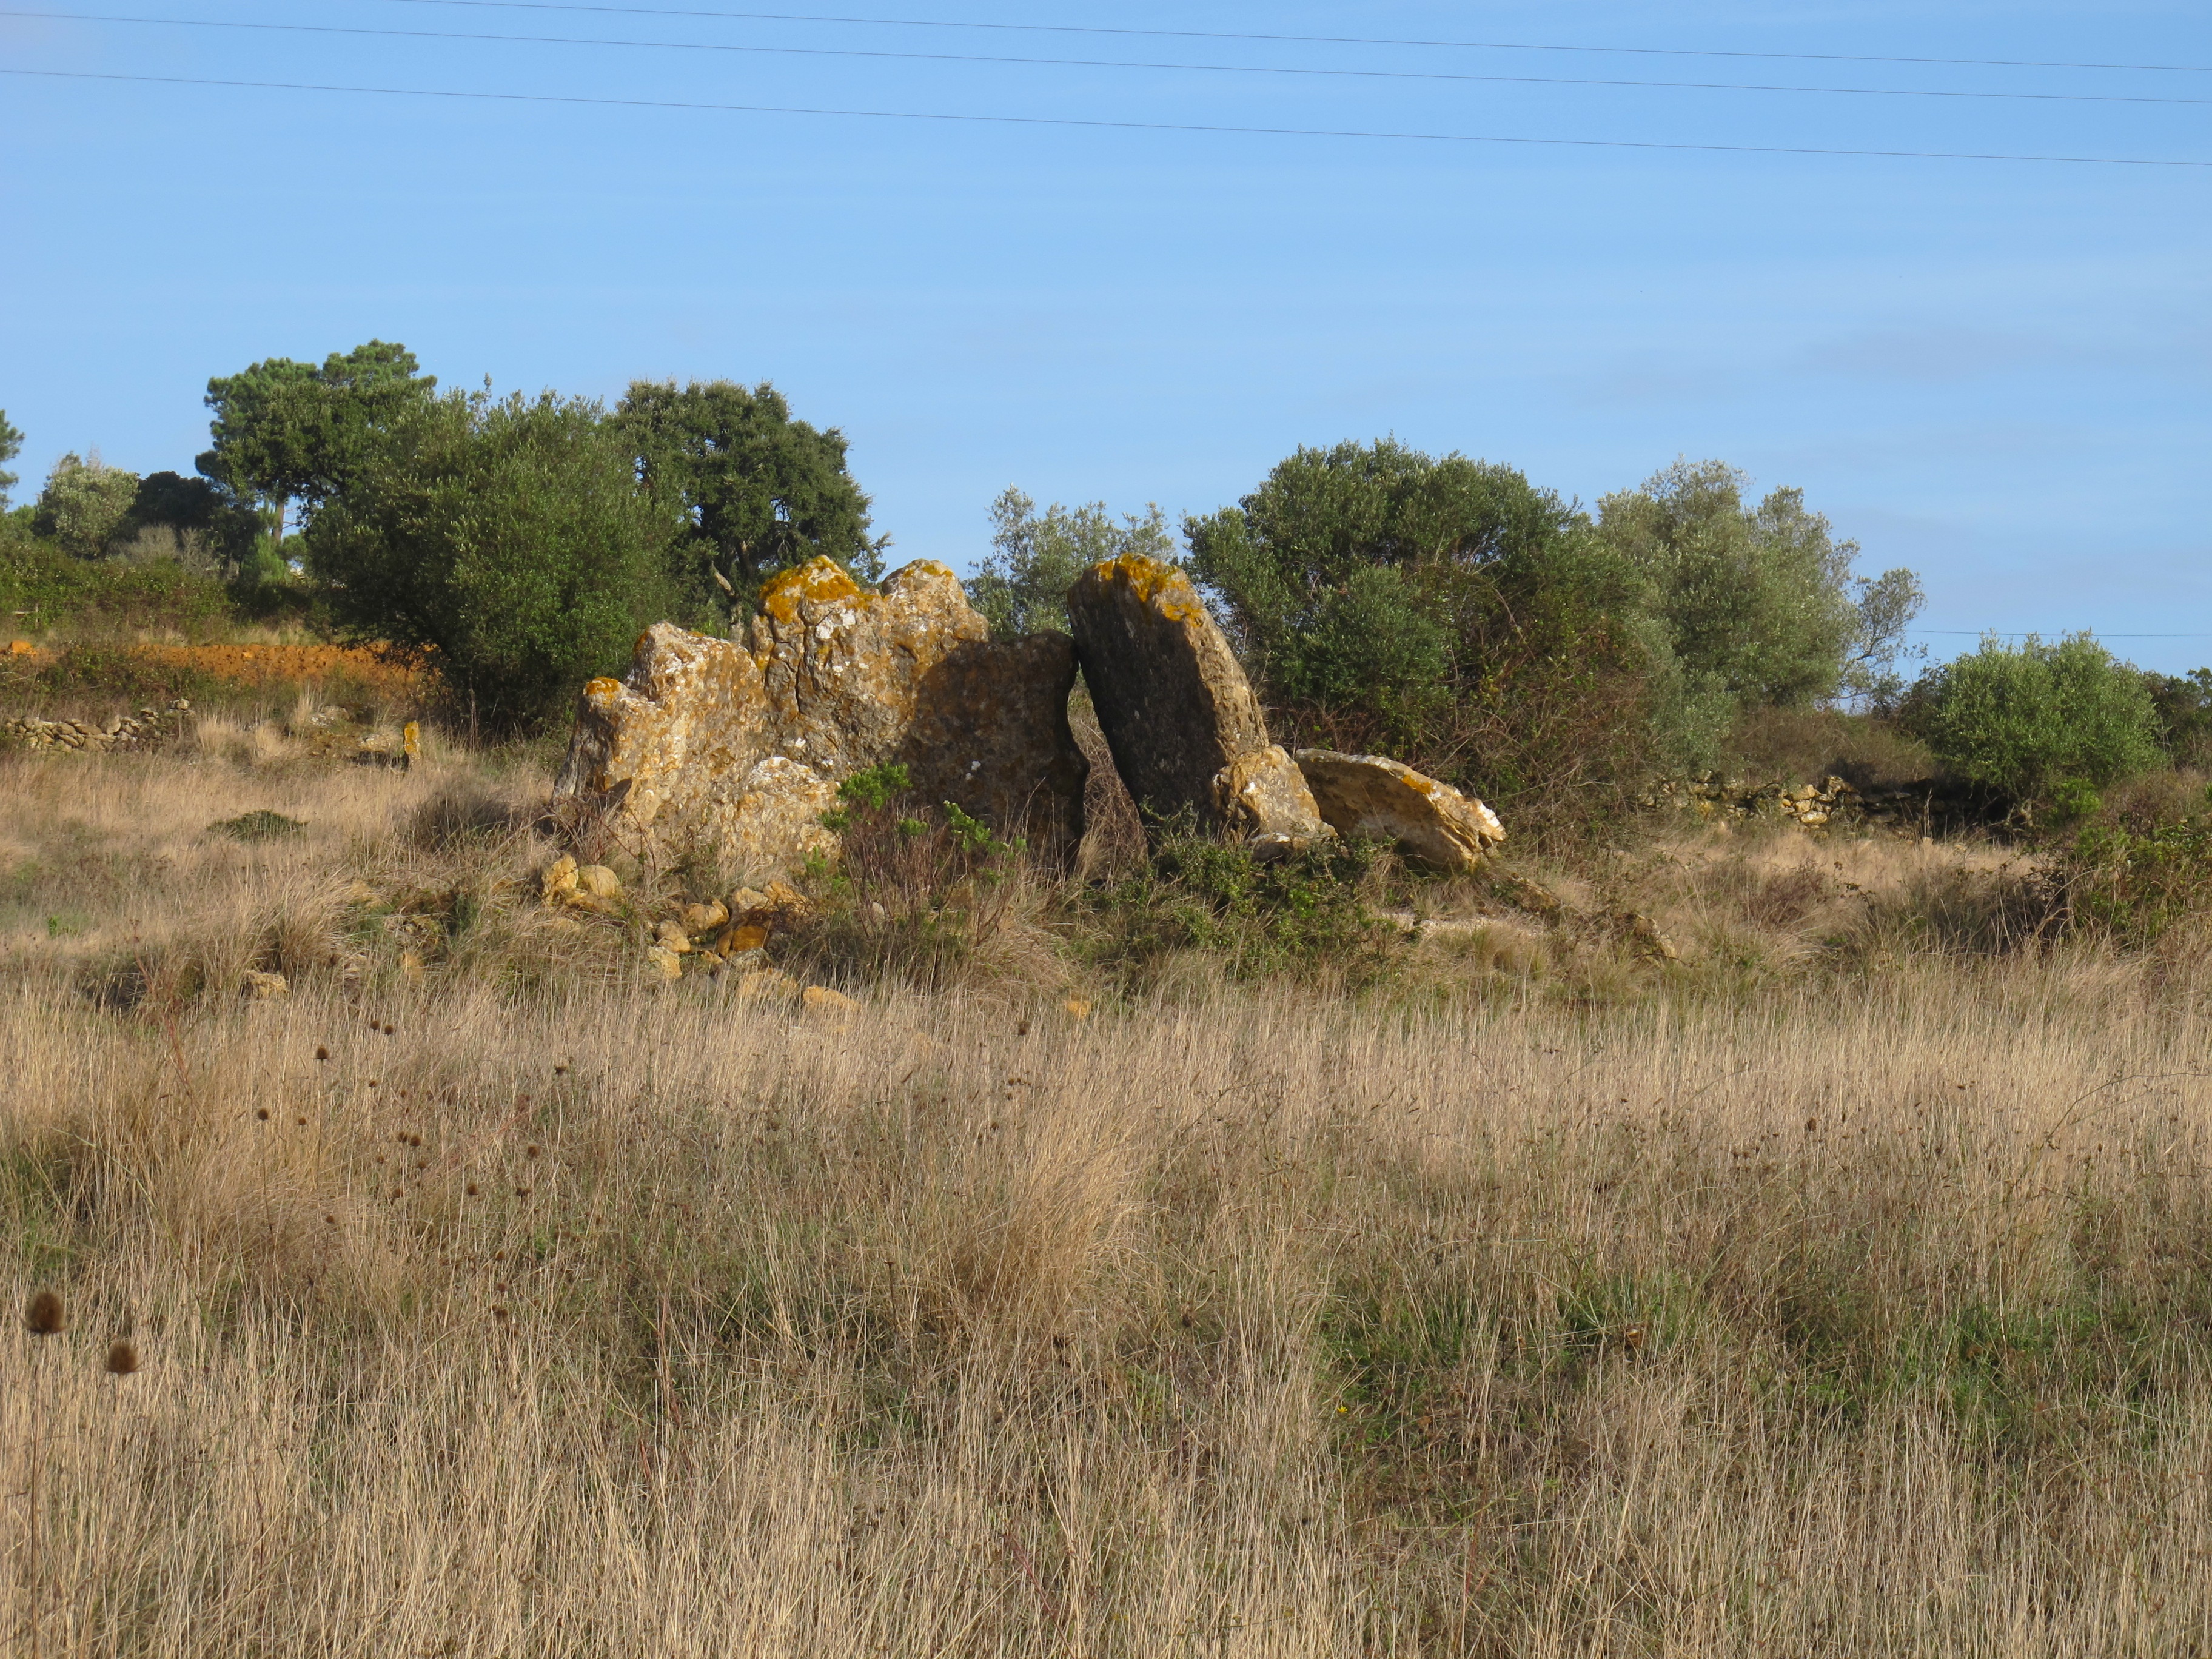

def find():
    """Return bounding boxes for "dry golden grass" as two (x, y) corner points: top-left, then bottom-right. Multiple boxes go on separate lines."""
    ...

(5, 739), (2212, 1655)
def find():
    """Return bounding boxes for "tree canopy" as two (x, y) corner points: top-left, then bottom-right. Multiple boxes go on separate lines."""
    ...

(34, 452), (141, 558)
(305, 389), (680, 729)
(1594, 459), (1922, 712)
(0, 409), (21, 508)
(618, 379), (880, 623)
(1187, 439), (1680, 825)
(970, 488), (1171, 637)
(198, 341), (437, 538)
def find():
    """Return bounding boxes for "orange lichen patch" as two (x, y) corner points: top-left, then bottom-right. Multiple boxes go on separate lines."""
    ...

(127, 643), (430, 697)
(759, 557), (864, 623)
(1099, 553), (1207, 623)
(7, 640), (35, 657)
(583, 676), (622, 705)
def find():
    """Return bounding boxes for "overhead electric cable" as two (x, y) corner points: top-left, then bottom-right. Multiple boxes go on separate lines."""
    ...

(15, 9), (2210, 107)
(388, 0), (2212, 75)
(6, 65), (2208, 168)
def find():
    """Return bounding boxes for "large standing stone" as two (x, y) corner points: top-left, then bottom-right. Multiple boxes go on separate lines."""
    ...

(1065, 554), (1329, 843)
(552, 557), (1088, 882)
(555, 622), (775, 841)
(1293, 749), (1506, 871)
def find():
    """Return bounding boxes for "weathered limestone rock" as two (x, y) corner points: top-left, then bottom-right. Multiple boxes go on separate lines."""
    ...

(554, 622), (777, 845)
(1211, 743), (1331, 846)
(1293, 749), (1506, 871)
(749, 558), (1086, 853)
(1065, 555), (1329, 843)
(552, 557), (1087, 882)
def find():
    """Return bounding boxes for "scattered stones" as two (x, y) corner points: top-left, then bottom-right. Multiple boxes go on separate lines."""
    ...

(574, 865), (621, 900)
(714, 922), (771, 957)
(679, 900), (728, 935)
(653, 919), (692, 953)
(554, 558), (1088, 882)
(1293, 749), (1506, 871)
(1065, 554), (1329, 844)
(240, 969), (289, 1000)
(802, 984), (859, 1017)
(735, 967), (800, 1004)
(541, 856), (579, 903)
(643, 945), (685, 982)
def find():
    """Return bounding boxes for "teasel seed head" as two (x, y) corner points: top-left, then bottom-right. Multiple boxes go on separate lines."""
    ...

(104, 1340), (139, 1375)
(25, 1290), (63, 1336)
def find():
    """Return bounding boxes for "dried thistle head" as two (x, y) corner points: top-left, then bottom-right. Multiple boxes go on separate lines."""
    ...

(104, 1341), (139, 1376)
(25, 1290), (63, 1336)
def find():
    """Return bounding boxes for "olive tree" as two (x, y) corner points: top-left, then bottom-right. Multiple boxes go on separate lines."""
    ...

(306, 390), (680, 729)
(970, 487), (1171, 636)
(33, 451), (141, 558)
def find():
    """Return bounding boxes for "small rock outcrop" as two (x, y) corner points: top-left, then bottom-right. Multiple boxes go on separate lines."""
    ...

(1293, 749), (1506, 871)
(553, 557), (1087, 883)
(1065, 555), (1329, 843)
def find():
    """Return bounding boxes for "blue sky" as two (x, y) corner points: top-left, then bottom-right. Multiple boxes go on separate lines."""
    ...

(2, 1), (2207, 667)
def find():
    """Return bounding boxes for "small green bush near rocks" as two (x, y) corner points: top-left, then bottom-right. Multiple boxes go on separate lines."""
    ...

(1071, 814), (1405, 987)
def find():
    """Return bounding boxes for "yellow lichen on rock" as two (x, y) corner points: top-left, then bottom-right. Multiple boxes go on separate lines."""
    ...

(758, 557), (863, 623)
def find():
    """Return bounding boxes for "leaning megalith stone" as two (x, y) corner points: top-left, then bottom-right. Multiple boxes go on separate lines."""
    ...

(553, 557), (1088, 882)
(1065, 554), (1329, 843)
(1293, 749), (1506, 871)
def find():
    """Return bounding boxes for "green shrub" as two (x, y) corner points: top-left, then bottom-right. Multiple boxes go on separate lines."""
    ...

(791, 763), (1033, 988)
(2145, 668), (2212, 767)
(306, 389), (682, 731)
(33, 452), (141, 558)
(1071, 816), (1404, 985)
(1900, 634), (2163, 803)
(2054, 800), (2212, 945)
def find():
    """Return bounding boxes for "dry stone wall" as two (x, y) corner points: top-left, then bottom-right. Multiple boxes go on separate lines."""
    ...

(2, 700), (191, 753)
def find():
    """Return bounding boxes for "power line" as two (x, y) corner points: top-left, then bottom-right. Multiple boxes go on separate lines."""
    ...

(8, 65), (2209, 167)
(390, 0), (2212, 76)
(17, 10), (2210, 107)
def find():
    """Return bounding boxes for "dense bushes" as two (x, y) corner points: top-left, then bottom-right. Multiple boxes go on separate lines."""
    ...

(0, 525), (233, 638)
(1184, 443), (1682, 831)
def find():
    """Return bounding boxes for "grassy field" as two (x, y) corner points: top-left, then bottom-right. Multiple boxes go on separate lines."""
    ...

(4, 713), (2211, 1656)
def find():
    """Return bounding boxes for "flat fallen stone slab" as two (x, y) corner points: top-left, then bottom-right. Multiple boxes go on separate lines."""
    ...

(1294, 749), (1506, 871)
